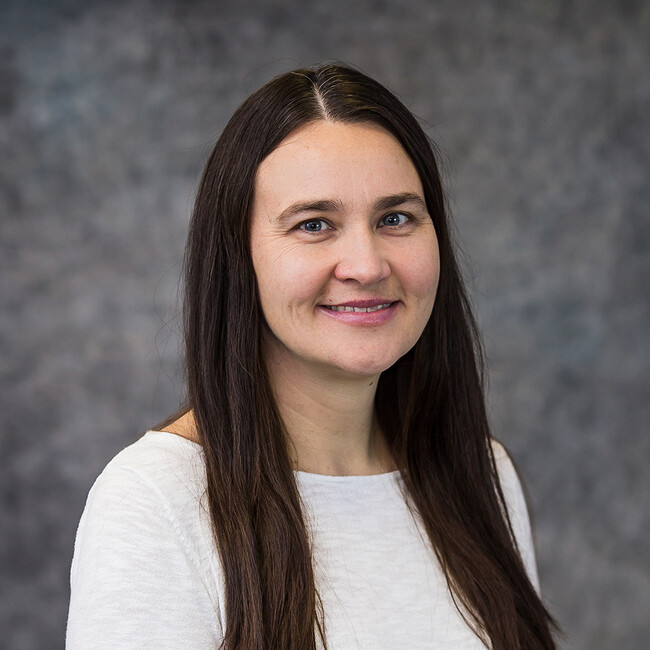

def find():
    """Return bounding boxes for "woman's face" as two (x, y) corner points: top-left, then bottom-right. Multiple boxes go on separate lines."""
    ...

(250, 120), (440, 379)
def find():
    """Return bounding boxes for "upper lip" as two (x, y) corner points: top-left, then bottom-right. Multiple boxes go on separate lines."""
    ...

(322, 299), (396, 308)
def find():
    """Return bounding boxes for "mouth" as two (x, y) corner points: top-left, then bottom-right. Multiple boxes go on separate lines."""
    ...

(318, 300), (399, 326)
(322, 302), (395, 313)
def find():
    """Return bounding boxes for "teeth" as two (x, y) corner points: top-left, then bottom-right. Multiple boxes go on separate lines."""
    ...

(326, 303), (392, 313)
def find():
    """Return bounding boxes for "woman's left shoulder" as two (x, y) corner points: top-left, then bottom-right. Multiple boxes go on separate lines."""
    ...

(490, 438), (520, 489)
(490, 437), (541, 591)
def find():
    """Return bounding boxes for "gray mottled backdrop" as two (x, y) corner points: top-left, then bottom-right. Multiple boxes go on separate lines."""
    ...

(1, 0), (648, 648)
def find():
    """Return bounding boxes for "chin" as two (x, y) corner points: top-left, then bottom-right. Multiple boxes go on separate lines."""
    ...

(325, 352), (403, 378)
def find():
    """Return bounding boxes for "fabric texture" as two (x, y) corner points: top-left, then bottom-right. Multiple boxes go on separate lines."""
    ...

(66, 431), (539, 649)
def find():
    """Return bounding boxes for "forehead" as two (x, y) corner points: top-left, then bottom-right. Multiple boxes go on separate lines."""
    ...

(253, 120), (423, 208)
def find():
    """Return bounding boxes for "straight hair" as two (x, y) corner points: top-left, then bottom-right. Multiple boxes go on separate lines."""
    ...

(173, 63), (558, 649)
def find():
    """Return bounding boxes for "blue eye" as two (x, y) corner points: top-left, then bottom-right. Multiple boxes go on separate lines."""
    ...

(380, 212), (409, 227)
(299, 219), (330, 232)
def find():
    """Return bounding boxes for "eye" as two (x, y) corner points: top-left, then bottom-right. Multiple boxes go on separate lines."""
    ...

(380, 212), (410, 227)
(298, 219), (331, 233)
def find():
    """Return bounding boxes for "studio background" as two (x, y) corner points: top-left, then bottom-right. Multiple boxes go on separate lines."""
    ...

(1, 1), (648, 648)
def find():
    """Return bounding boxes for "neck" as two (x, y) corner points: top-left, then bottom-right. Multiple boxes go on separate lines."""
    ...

(265, 345), (396, 476)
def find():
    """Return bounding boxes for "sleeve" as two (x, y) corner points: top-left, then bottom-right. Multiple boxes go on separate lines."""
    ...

(491, 440), (541, 593)
(66, 465), (223, 649)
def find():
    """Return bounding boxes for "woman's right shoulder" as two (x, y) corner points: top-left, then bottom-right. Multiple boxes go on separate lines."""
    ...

(81, 431), (207, 524)
(96, 429), (203, 479)
(67, 432), (224, 648)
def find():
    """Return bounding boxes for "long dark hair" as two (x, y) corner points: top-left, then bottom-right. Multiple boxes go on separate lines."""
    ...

(177, 63), (557, 649)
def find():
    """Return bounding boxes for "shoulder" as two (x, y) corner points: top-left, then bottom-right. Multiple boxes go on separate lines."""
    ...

(67, 432), (223, 648)
(490, 438), (522, 494)
(490, 438), (531, 514)
(72, 431), (212, 573)
(490, 438), (541, 591)
(86, 430), (206, 506)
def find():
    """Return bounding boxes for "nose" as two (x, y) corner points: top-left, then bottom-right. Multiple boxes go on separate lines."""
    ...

(333, 229), (391, 286)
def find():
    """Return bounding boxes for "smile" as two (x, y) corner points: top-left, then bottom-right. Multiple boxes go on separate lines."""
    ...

(323, 303), (393, 313)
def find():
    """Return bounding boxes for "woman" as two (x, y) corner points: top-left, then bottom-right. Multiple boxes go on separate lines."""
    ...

(67, 64), (557, 648)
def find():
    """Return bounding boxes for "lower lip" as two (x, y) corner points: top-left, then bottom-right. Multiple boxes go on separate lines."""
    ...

(317, 302), (399, 326)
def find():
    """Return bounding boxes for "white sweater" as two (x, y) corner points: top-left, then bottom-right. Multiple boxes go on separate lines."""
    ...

(67, 431), (539, 649)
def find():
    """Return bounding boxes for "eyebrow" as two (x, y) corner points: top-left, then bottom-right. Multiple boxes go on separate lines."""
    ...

(373, 192), (427, 212)
(276, 199), (343, 225)
(275, 192), (427, 224)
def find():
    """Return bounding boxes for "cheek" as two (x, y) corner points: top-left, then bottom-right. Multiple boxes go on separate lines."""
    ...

(401, 241), (440, 304)
(410, 262), (439, 297)
(254, 248), (328, 317)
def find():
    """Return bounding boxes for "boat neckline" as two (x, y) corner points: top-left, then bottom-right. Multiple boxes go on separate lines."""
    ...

(145, 429), (402, 480)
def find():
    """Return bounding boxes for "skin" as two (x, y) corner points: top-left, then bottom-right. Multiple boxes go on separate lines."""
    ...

(249, 120), (440, 475)
(166, 120), (440, 476)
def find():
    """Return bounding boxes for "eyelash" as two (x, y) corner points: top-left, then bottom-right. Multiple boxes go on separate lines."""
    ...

(297, 212), (412, 233)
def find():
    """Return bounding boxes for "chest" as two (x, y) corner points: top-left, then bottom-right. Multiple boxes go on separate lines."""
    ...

(299, 479), (488, 650)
